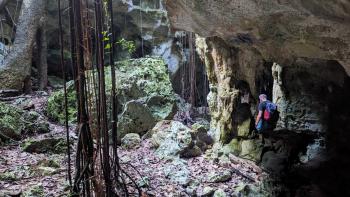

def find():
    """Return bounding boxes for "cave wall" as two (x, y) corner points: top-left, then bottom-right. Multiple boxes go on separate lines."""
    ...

(272, 59), (347, 133)
(164, 0), (350, 76)
(46, 0), (183, 78)
(195, 36), (271, 142)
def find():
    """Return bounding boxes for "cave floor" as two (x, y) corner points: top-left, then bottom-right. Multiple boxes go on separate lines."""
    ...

(0, 92), (264, 196)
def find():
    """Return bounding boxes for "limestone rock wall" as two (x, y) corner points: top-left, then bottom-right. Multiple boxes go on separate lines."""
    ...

(273, 59), (347, 133)
(164, 0), (350, 76)
(195, 36), (271, 143)
(46, 0), (183, 77)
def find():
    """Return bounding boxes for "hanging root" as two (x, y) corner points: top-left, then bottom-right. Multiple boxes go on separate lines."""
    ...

(60, 0), (142, 196)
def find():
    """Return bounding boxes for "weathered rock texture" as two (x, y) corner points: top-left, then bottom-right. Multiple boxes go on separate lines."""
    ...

(148, 120), (213, 158)
(195, 37), (270, 143)
(0, 0), (46, 90)
(164, 2), (350, 195)
(164, 0), (350, 76)
(46, 0), (183, 77)
(48, 57), (176, 140)
(0, 102), (49, 143)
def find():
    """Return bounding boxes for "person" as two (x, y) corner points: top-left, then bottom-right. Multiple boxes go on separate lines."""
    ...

(255, 94), (272, 141)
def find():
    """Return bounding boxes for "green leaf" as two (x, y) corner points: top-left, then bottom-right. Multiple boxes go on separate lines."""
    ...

(105, 43), (111, 49)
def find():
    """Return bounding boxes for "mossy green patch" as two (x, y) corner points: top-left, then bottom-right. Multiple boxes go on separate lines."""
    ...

(0, 102), (24, 140)
(47, 80), (77, 124)
(21, 138), (67, 154)
(47, 57), (176, 138)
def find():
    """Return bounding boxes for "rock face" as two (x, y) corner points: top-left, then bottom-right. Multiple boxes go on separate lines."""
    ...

(46, 0), (183, 77)
(272, 60), (347, 133)
(48, 57), (176, 140)
(164, 0), (350, 75)
(195, 37), (269, 143)
(164, 2), (350, 195)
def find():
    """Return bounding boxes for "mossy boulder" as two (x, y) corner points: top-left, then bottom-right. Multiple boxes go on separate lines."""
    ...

(21, 137), (67, 154)
(213, 189), (227, 197)
(0, 102), (24, 141)
(221, 138), (263, 162)
(0, 102), (50, 142)
(222, 138), (241, 155)
(47, 80), (77, 124)
(47, 57), (176, 139)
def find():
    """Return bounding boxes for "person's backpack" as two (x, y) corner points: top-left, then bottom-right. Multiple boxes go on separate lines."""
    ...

(263, 102), (277, 121)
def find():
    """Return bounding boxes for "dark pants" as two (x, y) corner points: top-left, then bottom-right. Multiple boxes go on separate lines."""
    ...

(256, 119), (270, 133)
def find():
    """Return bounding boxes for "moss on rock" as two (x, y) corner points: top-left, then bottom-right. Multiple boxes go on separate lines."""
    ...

(0, 102), (24, 141)
(0, 102), (49, 142)
(47, 57), (176, 139)
(47, 80), (77, 124)
(21, 137), (67, 154)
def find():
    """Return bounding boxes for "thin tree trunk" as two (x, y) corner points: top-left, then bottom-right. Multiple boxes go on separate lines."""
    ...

(0, 0), (45, 91)
(37, 14), (48, 90)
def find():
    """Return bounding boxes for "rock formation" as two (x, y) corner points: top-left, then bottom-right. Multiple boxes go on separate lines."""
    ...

(164, 1), (350, 195)
(164, 0), (350, 75)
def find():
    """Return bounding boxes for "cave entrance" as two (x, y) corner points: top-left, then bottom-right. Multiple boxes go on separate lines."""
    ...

(270, 59), (350, 196)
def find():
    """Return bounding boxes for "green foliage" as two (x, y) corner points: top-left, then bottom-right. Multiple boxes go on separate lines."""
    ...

(117, 38), (136, 54)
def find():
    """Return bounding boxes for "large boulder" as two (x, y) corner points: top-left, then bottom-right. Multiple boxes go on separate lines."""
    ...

(47, 80), (77, 124)
(47, 57), (177, 140)
(150, 120), (193, 158)
(118, 101), (156, 140)
(221, 138), (263, 162)
(149, 120), (213, 158)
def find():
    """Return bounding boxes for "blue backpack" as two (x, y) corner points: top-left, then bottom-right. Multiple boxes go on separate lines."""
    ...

(264, 102), (277, 121)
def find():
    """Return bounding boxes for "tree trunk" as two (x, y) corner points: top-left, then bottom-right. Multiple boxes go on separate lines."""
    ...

(37, 13), (48, 90)
(0, 0), (45, 91)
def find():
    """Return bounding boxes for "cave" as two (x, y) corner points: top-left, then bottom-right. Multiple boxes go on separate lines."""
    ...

(1, 0), (350, 196)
